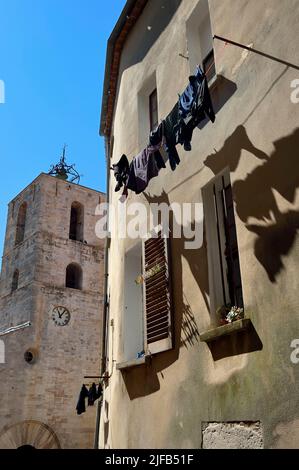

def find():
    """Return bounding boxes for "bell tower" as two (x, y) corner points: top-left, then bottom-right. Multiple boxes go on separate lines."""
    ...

(0, 156), (105, 449)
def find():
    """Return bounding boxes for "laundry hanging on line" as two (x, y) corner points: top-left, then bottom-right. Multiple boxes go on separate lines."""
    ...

(111, 65), (215, 197)
(112, 144), (165, 196)
(76, 382), (103, 415)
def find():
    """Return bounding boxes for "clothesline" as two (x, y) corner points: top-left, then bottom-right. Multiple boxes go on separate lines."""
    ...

(76, 381), (103, 415)
(213, 34), (299, 71)
(111, 65), (215, 198)
(205, 40), (228, 78)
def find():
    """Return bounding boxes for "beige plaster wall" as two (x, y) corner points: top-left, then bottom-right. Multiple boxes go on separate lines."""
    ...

(101, 0), (299, 449)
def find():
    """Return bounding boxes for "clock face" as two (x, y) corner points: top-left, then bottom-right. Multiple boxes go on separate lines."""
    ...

(52, 306), (71, 326)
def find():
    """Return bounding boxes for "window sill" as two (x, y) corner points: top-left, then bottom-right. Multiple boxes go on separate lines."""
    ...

(116, 355), (150, 371)
(199, 318), (252, 343)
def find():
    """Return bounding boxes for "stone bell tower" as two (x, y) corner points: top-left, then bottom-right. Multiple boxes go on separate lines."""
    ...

(0, 159), (105, 448)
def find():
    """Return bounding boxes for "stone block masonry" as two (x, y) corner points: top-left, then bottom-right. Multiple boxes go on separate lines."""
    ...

(0, 173), (105, 448)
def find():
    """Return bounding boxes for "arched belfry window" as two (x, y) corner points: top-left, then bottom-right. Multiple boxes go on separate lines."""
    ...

(15, 202), (27, 245)
(12, 269), (19, 292)
(65, 263), (82, 290)
(69, 202), (84, 241)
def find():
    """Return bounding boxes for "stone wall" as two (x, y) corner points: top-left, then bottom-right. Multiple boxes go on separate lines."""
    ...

(0, 174), (105, 448)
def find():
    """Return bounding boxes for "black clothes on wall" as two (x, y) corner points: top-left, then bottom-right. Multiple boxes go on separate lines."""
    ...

(127, 144), (166, 194)
(87, 383), (98, 406)
(150, 66), (215, 169)
(111, 144), (166, 196)
(112, 67), (215, 195)
(76, 383), (103, 415)
(111, 154), (130, 193)
(150, 109), (181, 171)
(176, 66), (215, 151)
(76, 384), (89, 415)
(179, 66), (215, 121)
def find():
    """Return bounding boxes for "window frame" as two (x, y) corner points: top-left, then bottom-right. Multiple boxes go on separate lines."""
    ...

(69, 201), (84, 242)
(15, 202), (27, 246)
(203, 49), (216, 84)
(149, 88), (158, 132)
(65, 263), (83, 290)
(202, 170), (244, 322)
(142, 225), (173, 355)
(119, 225), (174, 367)
(11, 269), (19, 292)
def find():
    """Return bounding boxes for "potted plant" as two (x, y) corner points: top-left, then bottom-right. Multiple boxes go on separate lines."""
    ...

(216, 305), (244, 325)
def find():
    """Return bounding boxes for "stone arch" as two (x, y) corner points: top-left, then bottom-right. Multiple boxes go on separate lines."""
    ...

(15, 202), (27, 245)
(0, 420), (61, 449)
(11, 269), (19, 292)
(69, 201), (84, 241)
(65, 262), (83, 290)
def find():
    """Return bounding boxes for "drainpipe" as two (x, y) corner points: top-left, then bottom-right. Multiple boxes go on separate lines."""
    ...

(94, 135), (111, 449)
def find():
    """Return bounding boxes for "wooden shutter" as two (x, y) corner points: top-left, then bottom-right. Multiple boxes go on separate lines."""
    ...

(142, 228), (173, 355)
(202, 173), (230, 316)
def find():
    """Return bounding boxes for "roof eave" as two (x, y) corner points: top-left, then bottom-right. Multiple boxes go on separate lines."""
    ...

(99, 0), (149, 138)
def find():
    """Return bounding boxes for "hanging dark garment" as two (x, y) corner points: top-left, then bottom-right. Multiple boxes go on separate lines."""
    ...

(176, 66), (215, 151)
(111, 154), (130, 193)
(150, 116), (181, 172)
(87, 383), (98, 406)
(150, 67), (216, 164)
(76, 384), (89, 415)
(126, 144), (166, 194)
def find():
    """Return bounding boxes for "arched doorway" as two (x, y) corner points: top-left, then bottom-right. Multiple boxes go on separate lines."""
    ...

(17, 445), (35, 450)
(0, 420), (61, 449)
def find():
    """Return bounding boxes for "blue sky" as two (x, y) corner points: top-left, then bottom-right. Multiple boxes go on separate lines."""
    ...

(0, 0), (126, 253)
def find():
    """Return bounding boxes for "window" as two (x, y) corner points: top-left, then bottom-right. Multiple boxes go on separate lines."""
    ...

(202, 171), (244, 321)
(15, 202), (27, 245)
(149, 89), (158, 131)
(186, 0), (216, 82)
(65, 263), (82, 290)
(143, 230), (173, 354)
(137, 72), (157, 148)
(12, 269), (19, 292)
(69, 202), (84, 241)
(121, 228), (173, 364)
(203, 49), (216, 84)
(24, 349), (37, 364)
(123, 243), (144, 362)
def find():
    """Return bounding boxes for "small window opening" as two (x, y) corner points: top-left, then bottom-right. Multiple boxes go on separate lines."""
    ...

(69, 202), (84, 241)
(12, 269), (19, 292)
(203, 49), (216, 83)
(149, 89), (158, 131)
(15, 202), (27, 245)
(65, 263), (83, 290)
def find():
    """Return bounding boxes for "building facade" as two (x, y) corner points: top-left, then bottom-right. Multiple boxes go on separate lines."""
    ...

(0, 173), (105, 448)
(99, 0), (299, 449)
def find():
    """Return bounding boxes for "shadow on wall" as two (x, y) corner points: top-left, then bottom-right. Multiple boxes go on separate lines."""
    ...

(121, 191), (209, 400)
(103, 400), (109, 449)
(206, 322), (263, 361)
(204, 125), (299, 282)
(120, 126), (299, 396)
(120, 0), (182, 72)
(198, 76), (237, 130)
